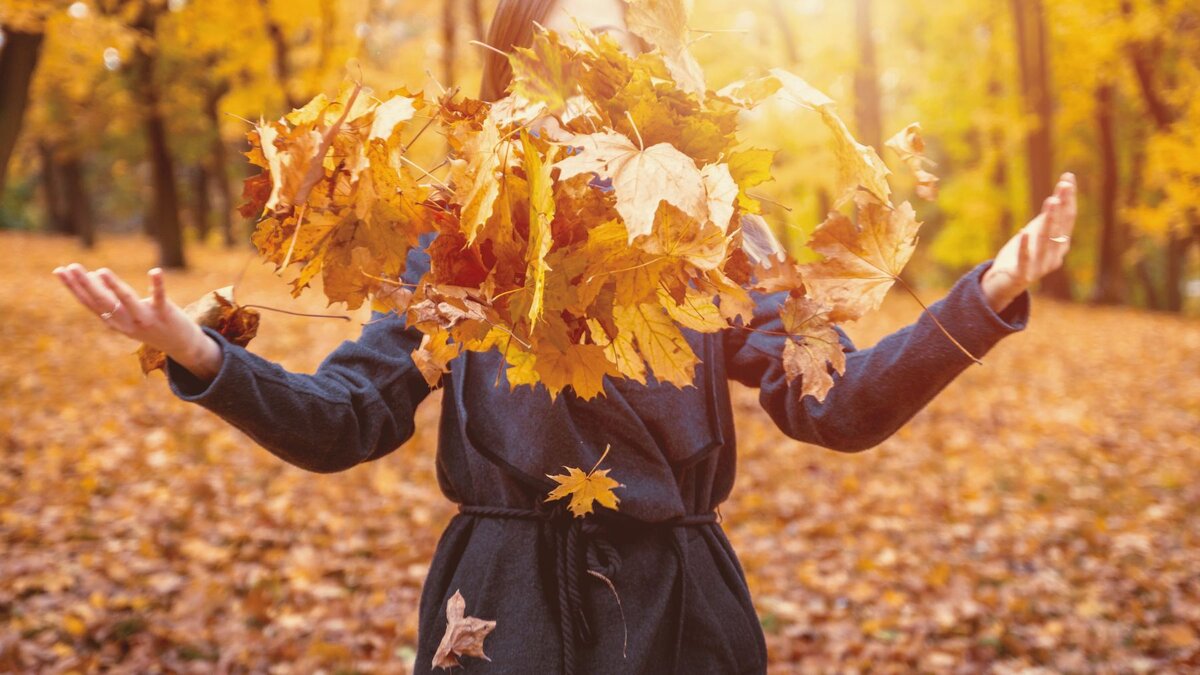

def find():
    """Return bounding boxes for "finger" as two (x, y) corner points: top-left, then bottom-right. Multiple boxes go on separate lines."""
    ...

(1040, 196), (1062, 267)
(96, 268), (151, 325)
(55, 265), (107, 314)
(1060, 177), (1080, 224)
(1061, 182), (1078, 235)
(1029, 196), (1056, 267)
(149, 268), (167, 309)
(1017, 230), (1031, 278)
(68, 264), (119, 314)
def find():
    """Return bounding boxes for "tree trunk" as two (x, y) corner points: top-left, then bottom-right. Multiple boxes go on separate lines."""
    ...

(467, 0), (486, 42)
(1164, 231), (1187, 312)
(990, 133), (1015, 254)
(1091, 83), (1124, 304)
(131, 13), (186, 269)
(853, 0), (883, 153)
(1126, 26), (1197, 312)
(1011, 0), (1072, 299)
(770, 0), (801, 66)
(60, 156), (95, 249)
(192, 164), (211, 242)
(318, 0), (335, 73)
(442, 0), (457, 89)
(1135, 257), (1162, 310)
(204, 84), (237, 248)
(39, 143), (69, 235)
(986, 78), (1014, 254)
(259, 0), (301, 110)
(0, 29), (45, 195)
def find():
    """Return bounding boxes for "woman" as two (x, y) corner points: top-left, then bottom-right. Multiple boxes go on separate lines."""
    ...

(52, 0), (1077, 672)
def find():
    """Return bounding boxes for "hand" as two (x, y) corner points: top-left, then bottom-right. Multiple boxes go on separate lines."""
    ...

(981, 172), (1078, 312)
(51, 263), (222, 380)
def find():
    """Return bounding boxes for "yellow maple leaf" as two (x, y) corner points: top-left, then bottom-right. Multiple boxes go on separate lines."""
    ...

(545, 444), (624, 518)
(622, 0), (707, 97)
(612, 301), (699, 388)
(521, 130), (558, 323)
(802, 195), (922, 323)
(553, 128), (709, 243)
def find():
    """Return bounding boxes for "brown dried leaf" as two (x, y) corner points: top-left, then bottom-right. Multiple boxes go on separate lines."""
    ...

(432, 590), (496, 670)
(138, 286), (260, 374)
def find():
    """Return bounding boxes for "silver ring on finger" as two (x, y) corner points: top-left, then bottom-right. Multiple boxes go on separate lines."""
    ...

(100, 299), (122, 320)
(1048, 234), (1070, 244)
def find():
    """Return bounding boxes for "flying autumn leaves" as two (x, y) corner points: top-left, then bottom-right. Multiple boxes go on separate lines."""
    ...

(233, 0), (938, 406)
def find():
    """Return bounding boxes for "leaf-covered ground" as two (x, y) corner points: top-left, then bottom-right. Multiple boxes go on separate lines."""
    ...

(3, 232), (1198, 673)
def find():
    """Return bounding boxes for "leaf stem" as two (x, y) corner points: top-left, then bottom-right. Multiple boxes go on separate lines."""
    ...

(280, 204), (307, 270)
(746, 192), (793, 212)
(402, 109), (442, 154)
(893, 275), (982, 364)
(624, 111), (644, 151)
(468, 39), (508, 58)
(588, 443), (613, 475)
(238, 303), (351, 321)
(400, 155), (451, 189)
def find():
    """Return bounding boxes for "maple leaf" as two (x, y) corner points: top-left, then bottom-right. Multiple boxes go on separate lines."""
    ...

(622, 0), (707, 97)
(659, 285), (726, 332)
(545, 444), (624, 518)
(640, 202), (728, 271)
(701, 163), (738, 233)
(725, 69), (891, 207)
(432, 589), (496, 670)
(507, 27), (586, 116)
(521, 130), (558, 324)
(802, 195), (922, 323)
(771, 69), (891, 207)
(448, 110), (508, 245)
(531, 340), (621, 401)
(727, 148), (776, 191)
(228, 17), (938, 413)
(368, 95), (418, 142)
(587, 317), (647, 385)
(138, 286), (260, 374)
(258, 82), (366, 218)
(727, 147), (777, 214)
(410, 328), (461, 389)
(552, 129), (709, 243)
(613, 301), (699, 388)
(778, 294), (847, 402)
(886, 122), (940, 201)
(697, 267), (755, 326)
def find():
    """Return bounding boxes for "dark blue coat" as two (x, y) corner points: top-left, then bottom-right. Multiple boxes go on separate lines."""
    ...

(166, 234), (1029, 674)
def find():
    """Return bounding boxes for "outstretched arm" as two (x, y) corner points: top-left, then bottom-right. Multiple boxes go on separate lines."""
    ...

(725, 259), (1029, 451)
(725, 172), (1076, 451)
(164, 309), (433, 473)
(52, 233), (437, 474)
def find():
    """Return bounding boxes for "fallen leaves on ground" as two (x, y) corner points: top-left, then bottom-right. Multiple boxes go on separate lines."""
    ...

(8, 233), (1200, 672)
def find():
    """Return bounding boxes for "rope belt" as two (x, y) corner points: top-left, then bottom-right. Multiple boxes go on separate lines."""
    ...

(457, 503), (719, 675)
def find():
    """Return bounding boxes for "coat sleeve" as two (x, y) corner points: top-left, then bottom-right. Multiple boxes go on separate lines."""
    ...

(162, 233), (437, 473)
(723, 258), (1030, 452)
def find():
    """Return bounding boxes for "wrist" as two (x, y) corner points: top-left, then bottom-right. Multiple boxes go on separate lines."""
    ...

(171, 326), (222, 381)
(980, 266), (1023, 313)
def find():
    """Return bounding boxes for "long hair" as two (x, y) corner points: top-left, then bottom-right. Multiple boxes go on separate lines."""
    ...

(479, 0), (559, 102)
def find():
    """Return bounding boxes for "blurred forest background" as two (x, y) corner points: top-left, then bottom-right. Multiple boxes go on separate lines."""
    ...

(1, 0), (1198, 311)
